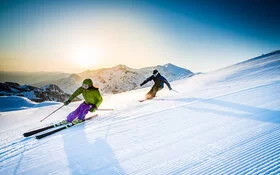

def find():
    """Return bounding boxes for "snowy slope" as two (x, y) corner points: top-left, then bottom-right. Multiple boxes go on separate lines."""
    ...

(0, 51), (280, 174)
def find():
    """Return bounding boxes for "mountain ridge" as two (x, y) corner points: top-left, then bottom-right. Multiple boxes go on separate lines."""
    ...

(0, 63), (193, 101)
(70, 63), (192, 94)
(0, 82), (79, 103)
(51, 63), (193, 94)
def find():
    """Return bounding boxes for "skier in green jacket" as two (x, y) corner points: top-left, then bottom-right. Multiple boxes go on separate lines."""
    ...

(63, 78), (103, 124)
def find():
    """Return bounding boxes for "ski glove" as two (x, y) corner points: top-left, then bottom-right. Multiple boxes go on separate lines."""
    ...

(89, 104), (97, 112)
(140, 83), (144, 86)
(64, 100), (71, 106)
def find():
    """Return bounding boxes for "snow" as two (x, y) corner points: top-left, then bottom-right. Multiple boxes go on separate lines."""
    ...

(0, 96), (59, 112)
(41, 85), (51, 91)
(0, 51), (280, 174)
(18, 92), (37, 101)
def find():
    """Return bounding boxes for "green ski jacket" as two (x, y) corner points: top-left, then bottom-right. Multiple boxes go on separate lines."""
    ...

(68, 86), (103, 108)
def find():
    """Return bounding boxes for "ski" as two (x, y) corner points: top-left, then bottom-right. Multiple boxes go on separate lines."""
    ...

(139, 99), (147, 102)
(35, 114), (97, 139)
(139, 98), (153, 102)
(23, 121), (68, 137)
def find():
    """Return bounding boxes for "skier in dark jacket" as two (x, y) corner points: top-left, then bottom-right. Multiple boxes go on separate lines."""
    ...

(140, 69), (172, 99)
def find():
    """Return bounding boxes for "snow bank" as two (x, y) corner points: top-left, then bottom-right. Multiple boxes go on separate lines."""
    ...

(0, 96), (59, 112)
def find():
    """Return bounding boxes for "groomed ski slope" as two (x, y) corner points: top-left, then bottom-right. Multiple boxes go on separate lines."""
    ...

(0, 51), (280, 174)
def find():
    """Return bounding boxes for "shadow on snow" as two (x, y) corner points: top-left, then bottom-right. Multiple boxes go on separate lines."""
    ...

(63, 129), (126, 175)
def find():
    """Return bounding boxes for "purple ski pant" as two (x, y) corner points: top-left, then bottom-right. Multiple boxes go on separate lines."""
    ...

(66, 102), (92, 122)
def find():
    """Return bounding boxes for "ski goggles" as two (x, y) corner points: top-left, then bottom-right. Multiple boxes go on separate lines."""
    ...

(82, 84), (89, 89)
(153, 72), (159, 77)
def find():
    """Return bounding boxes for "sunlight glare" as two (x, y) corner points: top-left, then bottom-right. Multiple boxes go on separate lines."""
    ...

(71, 44), (99, 70)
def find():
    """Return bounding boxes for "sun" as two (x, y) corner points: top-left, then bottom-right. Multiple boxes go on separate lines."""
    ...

(72, 45), (98, 70)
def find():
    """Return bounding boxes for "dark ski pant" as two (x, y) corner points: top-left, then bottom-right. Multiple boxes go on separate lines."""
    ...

(66, 102), (92, 122)
(146, 85), (163, 99)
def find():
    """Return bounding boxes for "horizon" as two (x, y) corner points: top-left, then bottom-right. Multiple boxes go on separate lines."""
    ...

(0, 62), (187, 74)
(1, 0), (280, 73)
(1, 49), (279, 74)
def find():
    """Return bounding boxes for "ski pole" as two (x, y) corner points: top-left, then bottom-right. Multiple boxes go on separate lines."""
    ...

(172, 89), (180, 93)
(97, 108), (114, 111)
(40, 105), (65, 122)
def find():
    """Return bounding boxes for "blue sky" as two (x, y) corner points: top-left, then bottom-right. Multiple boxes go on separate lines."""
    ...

(0, 0), (279, 73)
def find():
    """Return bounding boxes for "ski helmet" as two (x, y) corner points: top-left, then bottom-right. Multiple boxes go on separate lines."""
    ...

(153, 69), (158, 75)
(82, 79), (93, 89)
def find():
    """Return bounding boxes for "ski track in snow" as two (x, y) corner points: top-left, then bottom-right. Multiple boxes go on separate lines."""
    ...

(1, 52), (280, 174)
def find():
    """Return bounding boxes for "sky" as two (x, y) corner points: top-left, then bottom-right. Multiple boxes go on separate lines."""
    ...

(0, 0), (279, 73)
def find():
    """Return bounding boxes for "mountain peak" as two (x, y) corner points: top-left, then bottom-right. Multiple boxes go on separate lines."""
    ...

(164, 63), (176, 67)
(69, 74), (82, 80)
(113, 64), (131, 70)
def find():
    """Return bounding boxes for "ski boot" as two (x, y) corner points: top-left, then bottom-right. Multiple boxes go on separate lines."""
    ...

(72, 118), (84, 125)
(60, 120), (69, 125)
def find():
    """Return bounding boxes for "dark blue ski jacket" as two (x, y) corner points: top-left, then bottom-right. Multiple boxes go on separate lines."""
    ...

(140, 73), (172, 89)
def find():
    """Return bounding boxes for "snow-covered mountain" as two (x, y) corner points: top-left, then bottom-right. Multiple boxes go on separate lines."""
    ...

(0, 63), (192, 102)
(0, 82), (74, 103)
(56, 63), (193, 94)
(51, 74), (84, 96)
(0, 50), (279, 174)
